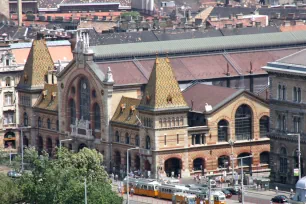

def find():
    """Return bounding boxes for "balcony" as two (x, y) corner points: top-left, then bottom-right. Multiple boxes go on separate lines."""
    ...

(70, 118), (94, 141)
(2, 123), (17, 129)
(139, 148), (152, 156)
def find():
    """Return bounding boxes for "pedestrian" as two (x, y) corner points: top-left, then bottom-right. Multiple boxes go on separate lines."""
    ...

(200, 199), (204, 204)
(118, 185), (121, 194)
(258, 184), (261, 191)
(290, 188), (294, 198)
(131, 186), (134, 197)
(115, 174), (118, 182)
(275, 186), (278, 194)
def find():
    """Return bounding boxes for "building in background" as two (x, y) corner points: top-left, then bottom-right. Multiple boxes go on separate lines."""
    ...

(263, 49), (306, 185)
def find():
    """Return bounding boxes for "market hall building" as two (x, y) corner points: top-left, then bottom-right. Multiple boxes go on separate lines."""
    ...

(18, 30), (306, 178)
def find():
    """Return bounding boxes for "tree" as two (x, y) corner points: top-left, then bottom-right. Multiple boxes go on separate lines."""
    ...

(0, 173), (22, 204)
(17, 147), (122, 204)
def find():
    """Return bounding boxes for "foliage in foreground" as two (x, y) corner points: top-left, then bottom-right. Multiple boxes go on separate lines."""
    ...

(0, 147), (122, 204)
(0, 173), (22, 204)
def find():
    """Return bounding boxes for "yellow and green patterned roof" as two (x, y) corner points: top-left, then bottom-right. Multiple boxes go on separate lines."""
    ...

(111, 96), (140, 125)
(138, 57), (189, 111)
(19, 39), (55, 88)
(33, 84), (58, 112)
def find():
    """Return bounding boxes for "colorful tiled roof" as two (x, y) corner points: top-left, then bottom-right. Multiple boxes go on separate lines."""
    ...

(19, 38), (55, 88)
(111, 96), (140, 125)
(33, 84), (58, 111)
(138, 57), (189, 111)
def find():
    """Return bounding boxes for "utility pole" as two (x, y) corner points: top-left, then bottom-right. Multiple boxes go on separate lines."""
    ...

(228, 139), (236, 184)
(288, 133), (301, 180)
(208, 178), (211, 204)
(84, 178), (87, 204)
(127, 147), (139, 204)
(232, 155), (253, 204)
(21, 128), (24, 172)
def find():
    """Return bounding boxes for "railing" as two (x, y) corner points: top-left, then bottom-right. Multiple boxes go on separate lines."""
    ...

(2, 123), (17, 128)
(70, 118), (94, 140)
(139, 148), (151, 156)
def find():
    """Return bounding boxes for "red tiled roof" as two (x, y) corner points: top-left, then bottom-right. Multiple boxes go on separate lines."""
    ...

(182, 84), (240, 112)
(97, 48), (301, 86)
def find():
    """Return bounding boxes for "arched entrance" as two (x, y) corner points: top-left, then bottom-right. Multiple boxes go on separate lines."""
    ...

(193, 158), (205, 171)
(4, 132), (16, 149)
(165, 158), (182, 177)
(238, 153), (252, 167)
(135, 155), (140, 170)
(114, 151), (121, 169)
(218, 155), (230, 169)
(23, 137), (29, 147)
(78, 143), (87, 151)
(37, 136), (43, 154)
(46, 138), (52, 157)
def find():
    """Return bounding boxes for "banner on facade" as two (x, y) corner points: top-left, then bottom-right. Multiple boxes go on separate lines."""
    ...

(294, 168), (299, 176)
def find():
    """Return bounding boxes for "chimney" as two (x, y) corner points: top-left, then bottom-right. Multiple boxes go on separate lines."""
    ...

(226, 63), (230, 76)
(18, 0), (22, 27)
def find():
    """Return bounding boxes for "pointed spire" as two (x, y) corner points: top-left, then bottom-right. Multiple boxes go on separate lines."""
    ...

(18, 38), (54, 89)
(138, 57), (188, 111)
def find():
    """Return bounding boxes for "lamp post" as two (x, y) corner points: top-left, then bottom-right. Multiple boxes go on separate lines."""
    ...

(18, 126), (31, 172)
(288, 133), (301, 180)
(231, 154), (253, 204)
(127, 147), (139, 204)
(59, 138), (73, 149)
(228, 139), (236, 184)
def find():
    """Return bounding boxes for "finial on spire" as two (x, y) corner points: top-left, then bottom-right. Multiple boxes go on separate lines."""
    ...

(155, 52), (159, 64)
(166, 52), (170, 63)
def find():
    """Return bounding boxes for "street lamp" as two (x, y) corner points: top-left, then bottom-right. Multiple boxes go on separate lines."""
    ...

(18, 126), (31, 172)
(288, 133), (301, 180)
(228, 139), (236, 184)
(127, 147), (139, 204)
(231, 154), (253, 204)
(59, 138), (73, 149)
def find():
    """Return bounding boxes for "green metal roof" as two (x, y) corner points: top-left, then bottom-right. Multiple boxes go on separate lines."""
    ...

(92, 31), (306, 60)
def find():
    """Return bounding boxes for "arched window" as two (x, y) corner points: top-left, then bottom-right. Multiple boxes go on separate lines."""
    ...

(218, 120), (228, 142)
(260, 116), (269, 138)
(79, 78), (90, 120)
(23, 112), (28, 126)
(94, 103), (100, 130)
(125, 133), (130, 144)
(278, 84), (282, 99)
(69, 99), (76, 125)
(135, 135), (139, 146)
(38, 117), (42, 128)
(218, 155), (230, 168)
(280, 147), (287, 173)
(235, 104), (252, 140)
(238, 153), (252, 167)
(115, 131), (119, 142)
(5, 77), (10, 86)
(193, 158), (204, 171)
(298, 88), (302, 102)
(294, 117), (301, 133)
(47, 118), (51, 129)
(56, 120), (59, 131)
(260, 152), (269, 165)
(146, 135), (151, 150)
(293, 87), (297, 102)
(282, 85), (286, 100)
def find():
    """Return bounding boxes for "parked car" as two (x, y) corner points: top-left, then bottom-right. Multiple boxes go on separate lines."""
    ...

(271, 195), (288, 203)
(7, 170), (21, 178)
(221, 189), (232, 198)
(226, 187), (239, 195)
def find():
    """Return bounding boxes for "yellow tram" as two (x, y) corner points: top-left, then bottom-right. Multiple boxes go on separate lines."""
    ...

(123, 178), (160, 197)
(158, 184), (190, 200)
(172, 192), (197, 204)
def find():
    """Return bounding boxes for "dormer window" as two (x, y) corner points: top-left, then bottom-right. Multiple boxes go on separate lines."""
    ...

(120, 103), (126, 113)
(130, 105), (135, 115)
(51, 92), (56, 101)
(5, 77), (11, 87)
(167, 94), (173, 104)
(42, 90), (48, 99)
